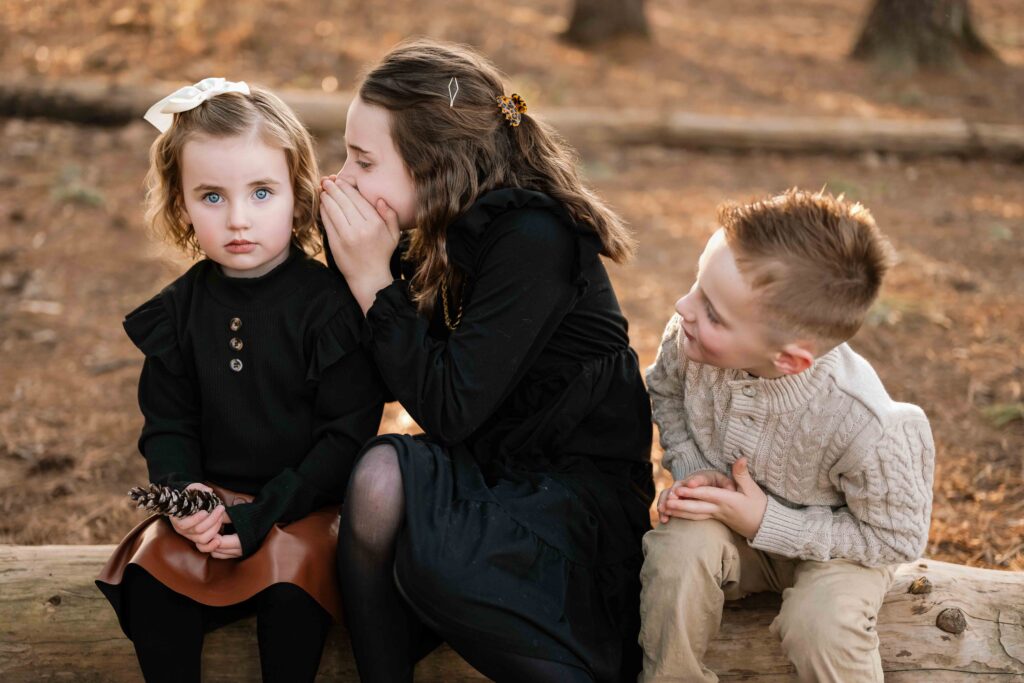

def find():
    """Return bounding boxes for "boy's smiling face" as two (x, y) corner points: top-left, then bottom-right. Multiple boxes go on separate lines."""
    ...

(675, 229), (808, 378)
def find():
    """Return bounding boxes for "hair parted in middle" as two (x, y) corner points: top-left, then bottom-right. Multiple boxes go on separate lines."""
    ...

(357, 38), (636, 314)
(144, 85), (322, 259)
(719, 188), (895, 346)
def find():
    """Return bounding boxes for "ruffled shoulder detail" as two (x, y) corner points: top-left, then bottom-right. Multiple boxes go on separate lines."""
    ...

(447, 188), (603, 295)
(306, 294), (365, 382)
(123, 292), (185, 375)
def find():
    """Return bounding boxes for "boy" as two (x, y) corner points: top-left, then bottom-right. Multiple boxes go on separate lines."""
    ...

(639, 189), (934, 682)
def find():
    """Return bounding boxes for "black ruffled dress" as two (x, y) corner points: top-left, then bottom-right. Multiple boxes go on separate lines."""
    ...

(97, 248), (386, 626)
(358, 189), (655, 682)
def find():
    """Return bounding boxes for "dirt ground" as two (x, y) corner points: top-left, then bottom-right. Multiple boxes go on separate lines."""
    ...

(0, 0), (1022, 571)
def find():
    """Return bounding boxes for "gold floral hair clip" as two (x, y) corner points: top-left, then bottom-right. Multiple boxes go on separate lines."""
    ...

(496, 93), (528, 127)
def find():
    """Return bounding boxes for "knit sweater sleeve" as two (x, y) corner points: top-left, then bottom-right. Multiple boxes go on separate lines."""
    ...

(751, 406), (935, 566)
(646, 314), (717, 481)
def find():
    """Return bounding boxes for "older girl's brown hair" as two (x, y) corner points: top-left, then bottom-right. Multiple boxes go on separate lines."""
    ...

(358, 38), (636, 313)
(145, 86), (321, 257)
(720, 189), (895, 345)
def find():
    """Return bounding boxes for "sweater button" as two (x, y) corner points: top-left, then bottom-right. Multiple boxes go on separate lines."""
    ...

(229, 317), (242, 332)
(742, 386), (756, 397)
(743, 415), (754, 426)
(230, 337), (244, 351)
(229, 358), (243, 372)
(732, 449), (742, 458)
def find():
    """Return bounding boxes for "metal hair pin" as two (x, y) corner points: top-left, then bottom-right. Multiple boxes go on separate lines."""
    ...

(448, 77), (459, 108)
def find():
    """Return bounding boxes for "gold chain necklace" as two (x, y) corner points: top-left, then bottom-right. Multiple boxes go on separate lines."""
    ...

(441, 275), (464, 331)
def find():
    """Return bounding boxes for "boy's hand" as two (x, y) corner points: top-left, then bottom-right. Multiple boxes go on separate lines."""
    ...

(657, 469), (736, 524)
(662, 459), (768, 539)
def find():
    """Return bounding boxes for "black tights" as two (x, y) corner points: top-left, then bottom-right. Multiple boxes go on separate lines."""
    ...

(337, 443), (595, 683)
(123, 565), (331, 683)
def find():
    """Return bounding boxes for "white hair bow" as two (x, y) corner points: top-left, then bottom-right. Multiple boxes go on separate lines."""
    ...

(143, 77), (251, 132)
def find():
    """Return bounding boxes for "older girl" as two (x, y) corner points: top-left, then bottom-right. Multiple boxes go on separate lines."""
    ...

(321, 41), (655, 682)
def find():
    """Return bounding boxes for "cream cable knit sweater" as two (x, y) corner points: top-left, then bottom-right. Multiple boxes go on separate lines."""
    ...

(646, 314), (935, 566)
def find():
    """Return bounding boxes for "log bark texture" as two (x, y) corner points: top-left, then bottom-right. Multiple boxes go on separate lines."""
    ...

(851, 0), (999, 71)
(4, 80), (1021, 160)
(1, 546), (1022, 681)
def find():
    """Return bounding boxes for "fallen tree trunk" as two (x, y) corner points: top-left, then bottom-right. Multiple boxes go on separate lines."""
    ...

(1, 80), (1022, 160)
(0, 545), (1021, 681)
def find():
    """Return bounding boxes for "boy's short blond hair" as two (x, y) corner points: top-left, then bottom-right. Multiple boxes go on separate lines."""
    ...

(720, 189), (894, 346)
(144, 85), (321, 258)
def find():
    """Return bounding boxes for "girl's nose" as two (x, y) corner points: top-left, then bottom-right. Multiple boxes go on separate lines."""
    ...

(228, 203), (251, 231)
(338, 159), (357, 188)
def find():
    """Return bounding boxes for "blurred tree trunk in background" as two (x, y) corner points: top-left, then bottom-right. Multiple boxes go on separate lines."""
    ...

(562, 0), (649, 46)
(851, 0), (999, 71)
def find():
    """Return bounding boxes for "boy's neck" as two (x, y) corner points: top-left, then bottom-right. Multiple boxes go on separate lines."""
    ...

(743, 364), (787, 381)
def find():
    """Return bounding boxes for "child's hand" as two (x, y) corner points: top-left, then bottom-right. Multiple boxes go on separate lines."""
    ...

(319, 177), (400, 313)
(209, 533), (243, 560)
(168, 483), (227, 546)
(662, 459), (767, 539)
(657, 470), (736, 524)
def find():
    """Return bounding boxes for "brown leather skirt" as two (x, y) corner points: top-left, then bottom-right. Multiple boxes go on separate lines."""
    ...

(96, 485), (341, 622)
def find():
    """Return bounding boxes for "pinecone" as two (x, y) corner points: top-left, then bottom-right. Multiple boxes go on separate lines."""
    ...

(128, 483), (222, 517)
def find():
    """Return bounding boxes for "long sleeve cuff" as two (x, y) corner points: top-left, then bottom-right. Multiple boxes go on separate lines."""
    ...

(750, 495), (811, 558)
(364, 281), (411, 331)
(143, 445), (204, 492)
(227, 469), (319, 557)
(668, 450), (720, 482)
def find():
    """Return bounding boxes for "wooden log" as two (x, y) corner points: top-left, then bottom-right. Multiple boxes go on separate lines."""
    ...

(1, 545), (1022, 681)
(1, 80), (1023, 160)
(0, 80), (353, 133)
(0, 545), (485, 683)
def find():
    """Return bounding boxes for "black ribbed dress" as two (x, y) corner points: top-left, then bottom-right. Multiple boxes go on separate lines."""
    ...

(356, 189), (655, 682)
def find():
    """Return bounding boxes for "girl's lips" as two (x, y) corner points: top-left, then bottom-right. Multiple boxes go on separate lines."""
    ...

(225, 241), (256, 254)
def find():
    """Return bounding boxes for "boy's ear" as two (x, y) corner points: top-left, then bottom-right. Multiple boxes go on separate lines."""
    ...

(773, 342), (816, 376)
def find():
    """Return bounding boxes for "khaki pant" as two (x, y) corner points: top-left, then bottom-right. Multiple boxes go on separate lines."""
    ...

(638, 518), (895, 683)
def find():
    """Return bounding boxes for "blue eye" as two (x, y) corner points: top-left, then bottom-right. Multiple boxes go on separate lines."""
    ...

(203, 192), (222, 204)
(253, 188), (270, 200)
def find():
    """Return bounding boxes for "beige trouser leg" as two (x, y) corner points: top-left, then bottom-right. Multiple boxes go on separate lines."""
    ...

(771, 559), (895, 683)
(638, 519), (795, 683)
(638, 518), (894, 683)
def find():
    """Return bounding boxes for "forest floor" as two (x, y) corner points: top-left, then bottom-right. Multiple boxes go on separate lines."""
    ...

(1, 0), (1021, 570)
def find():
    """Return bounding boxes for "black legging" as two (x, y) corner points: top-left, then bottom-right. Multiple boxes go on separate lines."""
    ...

(337, 443), (595, 683)
(122, 565), (332, 683)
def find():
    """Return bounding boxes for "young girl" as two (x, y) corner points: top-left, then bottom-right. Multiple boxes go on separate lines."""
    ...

(320, 41), (656, 683)
(96, 78), (386, 683)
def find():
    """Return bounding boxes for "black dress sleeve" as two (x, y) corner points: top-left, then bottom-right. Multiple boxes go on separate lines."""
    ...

(124, 293), (205, 490)
(227, 305), (387, 556)
(366, 208), (579, 445)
